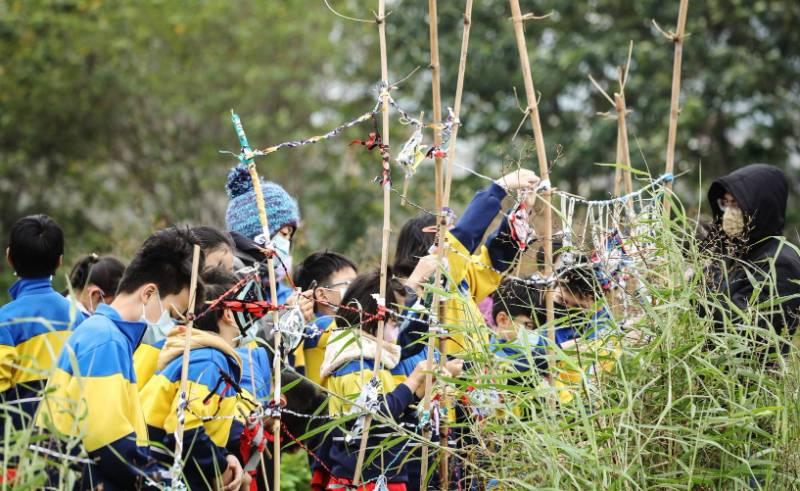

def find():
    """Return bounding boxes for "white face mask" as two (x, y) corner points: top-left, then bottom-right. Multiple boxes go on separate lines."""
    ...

(272, 234), (292, 281)
(515, 325), (541, 349)
(722, 207), (746, 238)
(141, 291), (175, 343)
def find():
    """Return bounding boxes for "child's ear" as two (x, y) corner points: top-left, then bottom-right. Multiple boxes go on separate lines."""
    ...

(495, 311), (509, 328)
(5, 248), (13, 270)
(222, 309), (236, 325)
(57, 254), (63, 270)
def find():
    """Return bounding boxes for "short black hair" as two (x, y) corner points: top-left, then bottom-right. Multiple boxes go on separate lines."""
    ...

(338, 268), (405, 336)
(293, 250), (358, 290)
(491, 279), (547, 326)
(190, 226), (234, 252)
(8, 214), (64, 278)
(68, 255), (126, 295)
(195, 267), (238, 333)
(393, 213), (437, 276)
(117, 227), (204, 297)
(557, 255), (599, 299)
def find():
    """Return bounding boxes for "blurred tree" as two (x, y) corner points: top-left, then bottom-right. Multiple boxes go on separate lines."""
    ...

(0, 0), (798, 298)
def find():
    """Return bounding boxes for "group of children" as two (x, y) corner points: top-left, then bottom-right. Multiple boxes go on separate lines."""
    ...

(0, 162), (621, 491)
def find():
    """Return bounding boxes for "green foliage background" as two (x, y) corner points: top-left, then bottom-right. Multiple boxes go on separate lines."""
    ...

(1, 0), (798, 285)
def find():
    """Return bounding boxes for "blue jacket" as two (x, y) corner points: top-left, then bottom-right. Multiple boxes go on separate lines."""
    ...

(140, 331), (242, 491)
(0, 277), (85, 433)
(37, 303), (154, 490)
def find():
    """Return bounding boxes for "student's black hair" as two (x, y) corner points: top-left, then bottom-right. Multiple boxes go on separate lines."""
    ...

(557, 255), (599, 299)
(117, 227), (205, 298)
(195, 267), (238, 333)
(338, 268), (405, 336)
(292, 250), (358, 291)
(190, 226), (235, 253)
(393, 213), (437, 276)
(68, 255), (126, 295)
(8, 214), (64, 278)
(491, 279), (547, 326)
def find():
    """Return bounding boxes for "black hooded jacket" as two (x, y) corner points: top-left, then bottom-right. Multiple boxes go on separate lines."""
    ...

(706, 164), (800, 352)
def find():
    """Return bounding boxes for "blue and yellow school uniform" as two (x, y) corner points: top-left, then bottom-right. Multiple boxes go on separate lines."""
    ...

(37, 303), (151, 490)
(133, 336), (166, 390)
(0, 277), (85, 433)
(302, 315), (335, 386)
(442, 183), (522, 355)
(322, 332), (416, 484)
(491, 308), (619, 404)
(228, 344), (271, 462)
(140, 329), (242, 490)
(550, 308), (620, 405)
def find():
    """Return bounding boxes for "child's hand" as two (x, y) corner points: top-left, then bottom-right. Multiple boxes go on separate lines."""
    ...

(496, 169), (540, 191)
(405, 360), (436, 397)
(406, 255), (441, 293)
(286, 290), (314, 322)
(444, 358), (464, 378)
(220, 454), (244, 491)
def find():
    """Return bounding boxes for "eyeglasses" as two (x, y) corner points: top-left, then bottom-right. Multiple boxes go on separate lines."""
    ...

(717, 197), (739, 211)
(321, 280), (352, 296)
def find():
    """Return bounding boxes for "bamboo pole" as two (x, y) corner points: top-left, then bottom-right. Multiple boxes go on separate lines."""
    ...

(508, 0), (555, 353)
(614, 124), (624, 196)
(171, 244), (201, 488)
(351, 0), (392, 484)
(231, 111), (284, 491)
(663, 0), (689, 216)
(420, 2), (475, 489)
(419, 0), (443, 487)
(615, 93), (634, 214)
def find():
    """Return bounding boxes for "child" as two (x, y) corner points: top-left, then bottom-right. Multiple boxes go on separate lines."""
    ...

(321, 269), (442, 490)
(291, 251), (358, 490)
(37, 227), (201, 490)
(292, 250), (358, 384)
(393, 169), (540, 355)
(224, 164), (314, 347)
(66, 254), (126, 315)
(134, 225), (234, 389)
(140, 267), (246, 490)
(0, 214), (85, 435)
(489, 278), (549, 386)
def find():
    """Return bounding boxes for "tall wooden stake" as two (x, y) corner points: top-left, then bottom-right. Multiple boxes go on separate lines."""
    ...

(508, 0), (555, 357)
(663, 0), (689, 216)
(231, 111), (284, 491)
(615, 93), (634, 212)
(352, 0), (392, 484)
(420, 1), (474, 489)
(171, 244), (201, 488)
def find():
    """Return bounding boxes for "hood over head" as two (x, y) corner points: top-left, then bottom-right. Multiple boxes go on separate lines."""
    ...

(708, 164), (788, 245)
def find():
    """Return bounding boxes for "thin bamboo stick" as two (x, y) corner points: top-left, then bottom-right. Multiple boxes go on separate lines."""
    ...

(615, 93), (634, 215)
(231, 111), (284, 491)
(351, 0), (392, 483)
(664, 0), (689, 215)
(420, 0), (443, 487)
(508, 0), (555, 353)
(171, 244), (201, 488)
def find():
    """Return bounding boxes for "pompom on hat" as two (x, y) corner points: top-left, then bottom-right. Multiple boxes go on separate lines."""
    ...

(225, 164), (300, 241)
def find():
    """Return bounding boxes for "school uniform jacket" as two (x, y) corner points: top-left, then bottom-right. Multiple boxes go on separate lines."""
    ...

(140, 328), (242, 490)
(133, 335), (166, 390)
(443, 182), (523, 354)
(0, 277), (85, 433)
(321, 330), (418, 483)
(37, 303), (151, 490)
